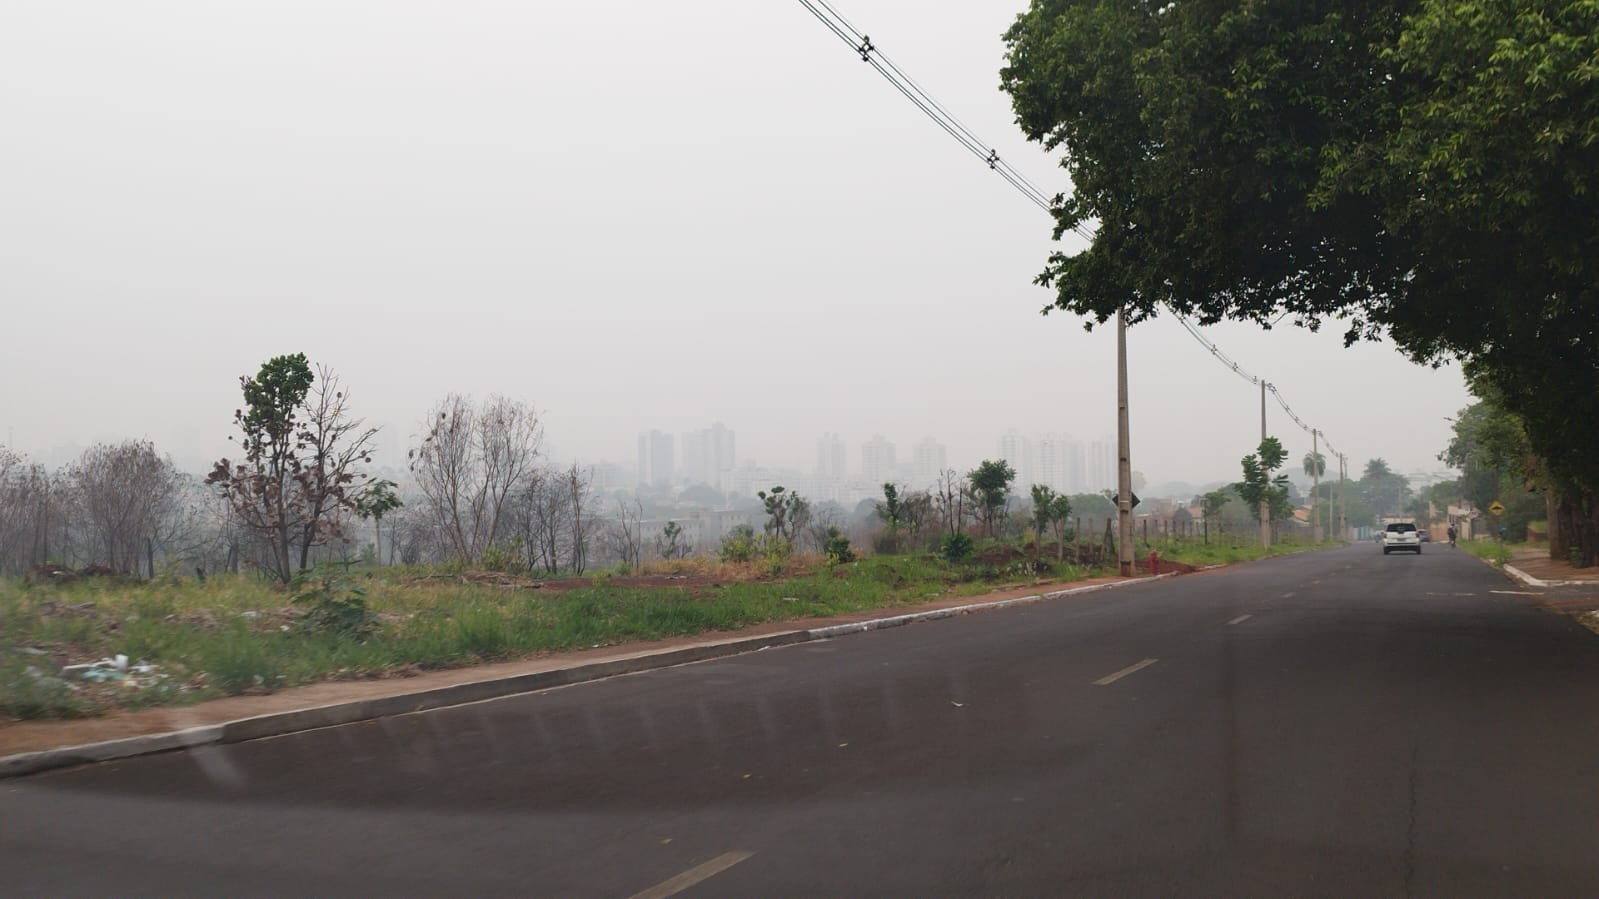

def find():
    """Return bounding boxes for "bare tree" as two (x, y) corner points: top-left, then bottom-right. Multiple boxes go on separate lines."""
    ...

(805, 502), (845, 555)
(410, 394), (542, 563)
(69, 440), (186, 575)
(529, 475), (569, 574)
(606, 499), (644, 570)
(934, 469), (969, 539)
(565, 464), (592, 574)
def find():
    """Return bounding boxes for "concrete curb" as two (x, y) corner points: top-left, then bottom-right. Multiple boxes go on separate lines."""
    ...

(1503, 564), (1592, 589)
(1, 572), (1177, 780)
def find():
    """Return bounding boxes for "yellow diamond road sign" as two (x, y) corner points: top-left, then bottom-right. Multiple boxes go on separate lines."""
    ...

(1489, 501), (1506, 516)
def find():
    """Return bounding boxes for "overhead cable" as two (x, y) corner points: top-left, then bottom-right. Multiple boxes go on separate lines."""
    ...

(798, 0), (1345, 460)
(796, 0), (1094, 241)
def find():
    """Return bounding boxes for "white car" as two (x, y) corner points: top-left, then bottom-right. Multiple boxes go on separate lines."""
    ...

(1382, 522), (1422, 554)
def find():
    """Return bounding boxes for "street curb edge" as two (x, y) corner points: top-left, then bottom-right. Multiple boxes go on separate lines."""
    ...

(1, 572), (1180, 779)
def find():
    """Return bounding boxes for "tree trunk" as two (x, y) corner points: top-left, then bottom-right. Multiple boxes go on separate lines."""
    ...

(1547, 490), (1565, 562)
(1551, 488), (1599, 568)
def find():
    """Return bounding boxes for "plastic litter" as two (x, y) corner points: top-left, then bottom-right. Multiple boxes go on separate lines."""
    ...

(60, 656), (168, 689)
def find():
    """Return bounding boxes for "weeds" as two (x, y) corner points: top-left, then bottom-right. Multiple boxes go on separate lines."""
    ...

(0, 537), (1337, 722)
(291, 565), (378, 640)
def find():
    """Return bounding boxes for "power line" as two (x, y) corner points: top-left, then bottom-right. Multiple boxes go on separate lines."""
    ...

(798, 0), (1348, 465)
(796, 0), (1093, 241)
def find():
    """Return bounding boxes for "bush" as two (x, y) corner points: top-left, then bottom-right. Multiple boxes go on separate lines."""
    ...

(942, 532), (975, 562)
(720, 524), (758, 563)
(481, 538), (526, 574)
(824, 527), (855, 564)
(291, 566), (378, 641)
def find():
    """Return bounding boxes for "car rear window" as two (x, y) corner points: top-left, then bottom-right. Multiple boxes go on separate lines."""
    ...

(1385, 523), (1416, 532)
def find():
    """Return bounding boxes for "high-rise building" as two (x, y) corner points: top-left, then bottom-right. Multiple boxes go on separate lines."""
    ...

(679, 430), (705, 485)
(861, 435), (897, 488)
(705, 422), (735, 491)
(816, 432), (847, 479)
(1087, 437), (1115, 493)
(679, 422), (736, 490)
(913, 437), (946, 489)
(999, 429), (1032, 489)
(637, 430), (674, 488)
(1065, 440), (1086, 493)
(1034, 433), (1071, 493)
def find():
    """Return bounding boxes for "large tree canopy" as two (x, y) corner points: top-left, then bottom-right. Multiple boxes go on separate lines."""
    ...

(1001, 0), (1599, 556)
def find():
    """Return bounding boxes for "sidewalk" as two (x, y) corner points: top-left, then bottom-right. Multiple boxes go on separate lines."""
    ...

(1, 571), (1174, 777)
(1504, 546), (1599, 587)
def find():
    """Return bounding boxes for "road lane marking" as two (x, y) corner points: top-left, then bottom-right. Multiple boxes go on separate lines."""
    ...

(1280, 592), (1296, 599)
(1093, 658), (1159, 686)
(1228, 614), (1253, 625)
(630, 851), (754, 899)
(1491, 590), (1539, 596)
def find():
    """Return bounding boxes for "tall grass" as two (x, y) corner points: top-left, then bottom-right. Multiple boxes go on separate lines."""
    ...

(1459, 539), (1512, 566)
(0, 550), (1130, 719)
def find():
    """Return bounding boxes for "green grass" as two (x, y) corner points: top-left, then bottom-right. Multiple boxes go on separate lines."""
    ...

(1157, 538), (1340, 567)
(0, 543), (1309, 721)
(1459, 539), (1513, 566)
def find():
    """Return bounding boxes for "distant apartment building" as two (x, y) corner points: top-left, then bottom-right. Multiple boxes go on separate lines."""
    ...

(912, 437), (947, 489)
(679, 422), (736, 490)
(637, 430), (674, 488)
(816, 432), (847, 480)
(1065, 440), (1086, 492)
(1087, 437), (1115, 493)
(1033, 433), (1072, 493)
(998, 429), (1032, 489)
(861, 435), (897, 488)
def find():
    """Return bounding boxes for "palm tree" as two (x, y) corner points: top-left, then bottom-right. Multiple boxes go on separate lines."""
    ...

(1303, 451), (1326, 541)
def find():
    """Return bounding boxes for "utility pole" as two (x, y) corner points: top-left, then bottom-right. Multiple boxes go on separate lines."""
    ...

(1338, 453), (1348, 540)
(1311, 429), (1321, 543)
(1259, 380), (1270, 549)
(1116, 309), (1134, 577)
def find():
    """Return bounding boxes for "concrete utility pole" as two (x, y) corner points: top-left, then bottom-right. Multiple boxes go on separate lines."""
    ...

(1259, 380), (1270, 549)
(1116, 309), (1134, 577)
(1338, 453), (1348, 540)
(1311, 429), (1321, 543)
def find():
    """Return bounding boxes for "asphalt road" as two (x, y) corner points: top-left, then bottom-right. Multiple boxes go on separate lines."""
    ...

(6, 544), (1599, 897)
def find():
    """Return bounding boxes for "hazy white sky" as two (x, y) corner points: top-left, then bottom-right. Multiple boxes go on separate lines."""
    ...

(0, 0), (1471, 486)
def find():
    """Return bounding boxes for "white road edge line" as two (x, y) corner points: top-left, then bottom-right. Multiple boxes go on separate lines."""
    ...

(1093, 658), (1160, 686)
(1228, 614), (1253, 625)
(630, 850), (755, 899)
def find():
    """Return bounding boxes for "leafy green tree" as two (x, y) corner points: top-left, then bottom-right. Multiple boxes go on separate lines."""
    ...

(1071, 492), (1116, 521)
(1029, 484), (1058, 545)
(354, 479), (402, 566)
(656, 520), (691, 560)
(1236, 438), (1291, 545)
(757, 486), (808, 544)
(207, 355), (377, 582)
(875, 482), (903, 554)
(1359, 458), (1413, 518)
(1200, 491), (1231, 525)
(1442, 386), (1560, 552)
(967, 460), (1017, 538)
(1302, 451), (1326, 538)
(1000, 0), (1599, 563)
